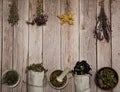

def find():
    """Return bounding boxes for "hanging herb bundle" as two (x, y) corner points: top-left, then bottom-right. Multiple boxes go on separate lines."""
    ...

(27, 0), (48, 26)
(8, 0), (19, 26)
(57, 0), (74, 25)
(94, 0), (112, 42)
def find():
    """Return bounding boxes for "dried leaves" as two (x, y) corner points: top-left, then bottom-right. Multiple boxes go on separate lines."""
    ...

(26, 63), (48, 73)
(26, 0), (48, 26)
(94, 4), (112, 42)
(8, 0), (19, 26)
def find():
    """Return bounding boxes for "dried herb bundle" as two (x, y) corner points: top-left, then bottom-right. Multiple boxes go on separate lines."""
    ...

(2, 70), (19, 86)
(27, 0), (48, 26)
(57, 0), (74, 25)
(26, 63), (48, 73)
(8, 0), (19, 26)
(72, 60), (92, 75)
(94, 2), (112, 42)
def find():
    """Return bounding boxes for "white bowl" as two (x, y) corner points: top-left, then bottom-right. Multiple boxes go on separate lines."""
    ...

(49, 70), (68, 90)
(1, 69), (21, 88)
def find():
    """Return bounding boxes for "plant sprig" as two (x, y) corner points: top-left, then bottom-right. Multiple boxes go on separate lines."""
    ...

(26, 0), (48, 26)
(8, 0), (19, 26)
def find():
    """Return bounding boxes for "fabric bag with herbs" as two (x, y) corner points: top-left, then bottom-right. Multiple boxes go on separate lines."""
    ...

(72, 61), (91, 92)
(26, 63), (47, 92)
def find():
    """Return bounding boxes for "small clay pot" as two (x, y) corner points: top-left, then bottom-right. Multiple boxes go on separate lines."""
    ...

(95, 67), (119, 90)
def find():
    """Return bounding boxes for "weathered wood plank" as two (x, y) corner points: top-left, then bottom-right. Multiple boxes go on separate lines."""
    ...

(13, 0), (29, 92)
(29, 0), (43, 64)
(97, 0), (112, 92)
(79, 0), (97, 92)
(0, 0), (2, 91)
(60, 0), (79, 92)
(2, 0), (13, 92)
(43, 0), (61, 92)
(28, 0), (43, 91)
(111, 0), (120, 92)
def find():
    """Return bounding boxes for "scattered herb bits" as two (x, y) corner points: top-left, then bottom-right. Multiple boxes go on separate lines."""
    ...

(8, 0), (19, 26)
(95, 67), (118, 90)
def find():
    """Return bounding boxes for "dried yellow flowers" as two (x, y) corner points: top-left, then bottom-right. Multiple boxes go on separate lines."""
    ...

(57, 12), (74, 25)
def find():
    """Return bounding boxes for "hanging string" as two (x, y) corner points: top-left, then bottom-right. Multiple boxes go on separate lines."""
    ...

(65, 0), (70, 12)
(99, 0), (104, 7)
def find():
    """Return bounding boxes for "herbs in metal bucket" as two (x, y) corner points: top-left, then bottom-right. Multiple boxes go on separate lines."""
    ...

(8, 0), (19, 26)
(2, 70), (20, 86)
(26, 63), (48, 73)
(95, 67), (118, 90)
(94, 0), (112, 42)
(26, 0), (48, 26)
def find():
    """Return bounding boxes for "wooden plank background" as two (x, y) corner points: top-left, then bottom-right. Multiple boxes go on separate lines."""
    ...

(0, 0), (120, 92)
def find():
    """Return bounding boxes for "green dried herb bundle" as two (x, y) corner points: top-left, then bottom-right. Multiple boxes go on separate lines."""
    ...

(27, 0), (48, 26)
(2, 70), (19, 86)
(94, 1), (111, 42)
(96, 67), (118, 90)
(8, 0), (19, 26)
(26, 63), (48, 73)
(50, 70), (67, 88)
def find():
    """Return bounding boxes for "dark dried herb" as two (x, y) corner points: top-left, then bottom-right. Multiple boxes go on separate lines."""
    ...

(72, 60), (92, 75)
(26, 0), (48, 26)
(94, 1), (112, 42)
(8, 0), (19, 26)
(50, 70), (67, 89)
(95, 67), (118, 90)
(26, 63), (48, 73)
(2, 70), (19, 86)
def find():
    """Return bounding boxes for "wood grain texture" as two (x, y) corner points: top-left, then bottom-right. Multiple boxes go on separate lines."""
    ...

(43, 0), (61, 92)
(0, 0), (2, 91)
(29, 0), (43, 64)
(60, 0), (79, 92)
(28, 0), (43, 91)
(79, 0), (97, 92)
(2, 0), (13, 92)
(97, 0), (112, 92)
(111, 0), (120, 92)
(13, 0), (29, 92)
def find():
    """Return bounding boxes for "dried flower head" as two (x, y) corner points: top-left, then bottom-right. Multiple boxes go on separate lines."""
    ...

(57, 12), (74, 25)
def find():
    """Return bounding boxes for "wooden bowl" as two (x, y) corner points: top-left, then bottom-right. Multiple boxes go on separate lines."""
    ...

(95, 67), (119, 90)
